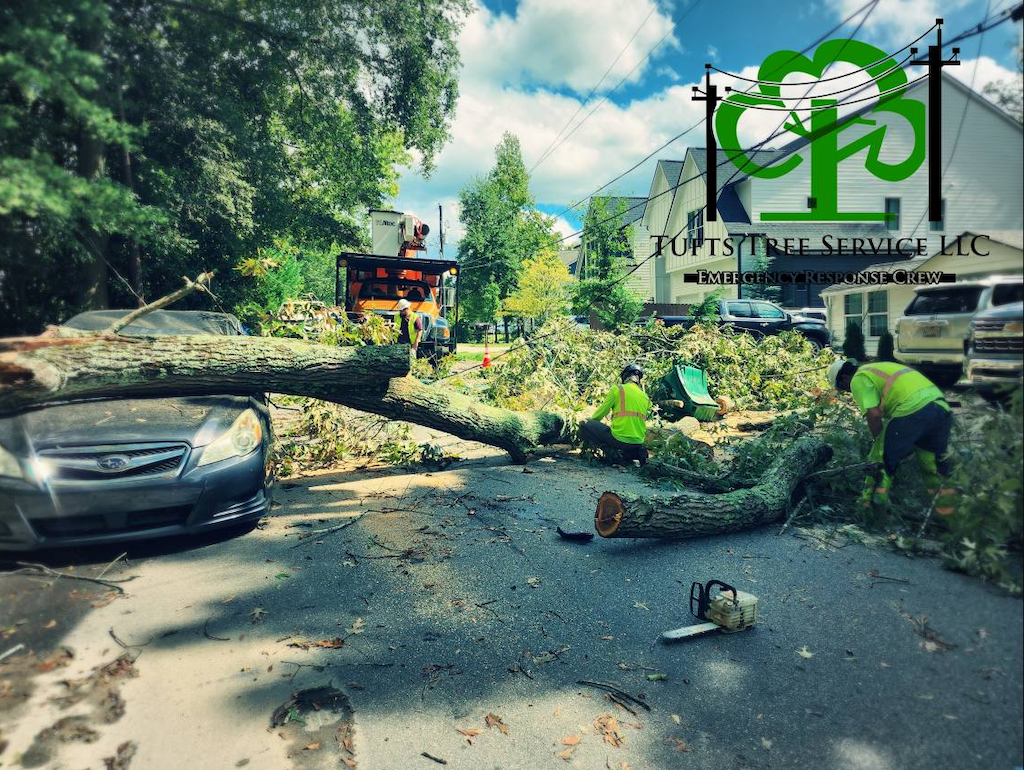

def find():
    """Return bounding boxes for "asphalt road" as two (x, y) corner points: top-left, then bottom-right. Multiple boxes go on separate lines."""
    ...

(1, 445), (1021, 770)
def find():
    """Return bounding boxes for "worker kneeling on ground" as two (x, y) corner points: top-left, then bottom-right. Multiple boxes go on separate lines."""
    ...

(580, 364), (651, 466)
(828, 359), (957, 516)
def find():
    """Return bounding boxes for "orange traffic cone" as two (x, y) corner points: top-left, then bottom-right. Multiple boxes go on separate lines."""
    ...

(482, 340), (491, 369)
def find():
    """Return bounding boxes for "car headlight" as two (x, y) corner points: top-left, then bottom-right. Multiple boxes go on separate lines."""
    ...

(0, 444), (24, 480)
(197, 409), (263, 467)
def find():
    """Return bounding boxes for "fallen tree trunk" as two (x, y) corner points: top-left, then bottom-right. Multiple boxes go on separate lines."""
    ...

(595, 437), (832, 538)
(0, 334), (564, 462)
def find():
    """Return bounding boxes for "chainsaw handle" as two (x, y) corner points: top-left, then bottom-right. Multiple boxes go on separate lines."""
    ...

(689, 581), (706, 620)
(705, 580), (738, 606)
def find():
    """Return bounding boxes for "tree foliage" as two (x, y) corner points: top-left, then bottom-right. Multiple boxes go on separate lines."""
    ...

(983, 37), (1023, 124)
(573, 196), (644, 331)
(456, 132), (557, 327)
(500, 248), (571, 325)
(0, 0), (470, 335)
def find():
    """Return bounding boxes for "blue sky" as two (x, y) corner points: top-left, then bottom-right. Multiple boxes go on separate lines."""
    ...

(396, 0), (1021, 253)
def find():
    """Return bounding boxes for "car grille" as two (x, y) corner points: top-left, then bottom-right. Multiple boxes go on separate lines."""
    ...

(33, 505), (192, 538)
(36, 442), (189, 482)
(975, 338), (1024, 353)
(972, 320), (1006, 333)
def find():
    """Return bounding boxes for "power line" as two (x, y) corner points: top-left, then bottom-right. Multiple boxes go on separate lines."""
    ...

(528, 2), (659, 174)
(443, 0), (888, 377)
(706, 23), (937, 85)
(529, 0), (705, 173)
(549, 0), (884, 227)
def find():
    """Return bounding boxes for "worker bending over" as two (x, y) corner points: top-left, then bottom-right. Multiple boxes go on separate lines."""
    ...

(828, 359), (957, 515)
(580, 364), (651, 465)
(395, 299), (424, 356)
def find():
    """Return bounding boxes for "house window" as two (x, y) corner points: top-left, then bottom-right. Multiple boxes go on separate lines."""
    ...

(928, 199), (946, 232)
(686, 210), (704, 248)
(867, 290), (888, 337)
(844, 293), (864, 328)
(884, 198), (900, 231)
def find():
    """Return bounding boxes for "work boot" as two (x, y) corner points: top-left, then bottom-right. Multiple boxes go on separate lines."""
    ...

(872, 470), (893, 507)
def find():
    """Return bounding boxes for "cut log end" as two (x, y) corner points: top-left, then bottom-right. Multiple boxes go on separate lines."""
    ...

(595, 491), (625, 537)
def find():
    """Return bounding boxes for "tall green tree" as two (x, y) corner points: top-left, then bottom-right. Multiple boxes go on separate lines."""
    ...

(573, 196), (643, 331)
(0, 0), (469, 335)
(456, 132), (556, 336)
(983, 37), (1023, 124)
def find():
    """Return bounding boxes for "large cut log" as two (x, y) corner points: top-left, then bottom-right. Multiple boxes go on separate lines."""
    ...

(595, 437), (832, 538)
(0, 334), (564, 462)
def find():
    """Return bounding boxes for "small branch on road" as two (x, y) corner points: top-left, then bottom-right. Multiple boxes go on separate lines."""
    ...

(420, 752), (448, 765)
(96, 551), (129, 580)
(576, 680), (651, 711)
(203, 619), (231, 642)
(288, 514), (365, 549)
(9, 562), (136, 592)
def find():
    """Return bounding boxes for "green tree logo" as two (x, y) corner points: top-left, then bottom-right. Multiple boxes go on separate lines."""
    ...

(714, 39), (926, 222)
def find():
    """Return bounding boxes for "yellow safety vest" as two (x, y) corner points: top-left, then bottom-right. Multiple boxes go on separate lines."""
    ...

(593, 382), (651, 444)
(852, 362), (949, 421)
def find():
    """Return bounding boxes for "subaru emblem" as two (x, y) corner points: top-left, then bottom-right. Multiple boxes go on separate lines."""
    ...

(97, 454), (130, 472)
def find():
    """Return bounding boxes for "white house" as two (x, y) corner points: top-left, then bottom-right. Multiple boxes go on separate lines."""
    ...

(820, 230), (1023, 355)
(641, 73), (1023, 307)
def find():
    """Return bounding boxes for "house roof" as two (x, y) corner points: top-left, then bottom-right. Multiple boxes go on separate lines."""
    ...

(979, 230), (1024, 251)
(656, 160), (684, 187)
(592, 195), (648, 229)
(687, 148), (786, 198)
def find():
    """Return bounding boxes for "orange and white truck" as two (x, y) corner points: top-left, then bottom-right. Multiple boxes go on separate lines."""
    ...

(335, 209), (459, 359)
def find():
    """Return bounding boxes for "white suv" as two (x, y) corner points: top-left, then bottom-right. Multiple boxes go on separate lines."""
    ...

(894, 275), (1024, 387)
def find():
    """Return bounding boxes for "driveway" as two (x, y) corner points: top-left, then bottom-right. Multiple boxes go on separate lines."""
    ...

(1, 442), (1021, 770)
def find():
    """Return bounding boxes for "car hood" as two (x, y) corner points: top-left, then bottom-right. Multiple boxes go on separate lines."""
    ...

(791, 314), (826, 325)
(0, 396), (251, 451)
(974, 301), (1024, 321)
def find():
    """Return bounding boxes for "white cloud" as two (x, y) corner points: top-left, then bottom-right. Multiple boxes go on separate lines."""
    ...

(459, 0), (678, 94)
(707, 44), (719, 62)
(825, 0), (971, 48)
(949, 54), (1018, 97)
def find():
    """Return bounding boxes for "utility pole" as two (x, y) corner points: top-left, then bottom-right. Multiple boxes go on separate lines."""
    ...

(910, 19), (960, 223)
(692, 64), (731, 222)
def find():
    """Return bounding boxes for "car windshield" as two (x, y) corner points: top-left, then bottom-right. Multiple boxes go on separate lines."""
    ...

(63, 310), (243, 335)
(991, 283), (1024, 306)
(905, 287), (983, 315)
(358, 281), (434, 303)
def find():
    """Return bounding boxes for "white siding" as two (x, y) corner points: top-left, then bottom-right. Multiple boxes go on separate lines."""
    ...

(747, 77), (1024, 251)
(626, 223), (654, 300)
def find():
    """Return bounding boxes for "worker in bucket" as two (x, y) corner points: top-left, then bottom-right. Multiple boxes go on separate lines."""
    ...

(579, 364), (651, 466)
(395, 299), (424, 356)
(828, 359), (957, 515)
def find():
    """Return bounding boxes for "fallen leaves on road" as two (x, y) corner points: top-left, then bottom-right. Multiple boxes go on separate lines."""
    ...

(594, 714), (624, 747)
(670, 714), (681, 725)
(249, 607), (268, 623)
(36, 646), (73, 672)
(485, 713), (509, 735)
(303, 742), (321, 751)
(532, 645), (571, 665)
(646, 672), (666, 681)
(103, 740), (137, 770)
(526, 577), (542, 588)
(797, 646), (814, 659)
(900, 611), (956, 653)
(346, 618), (366, 636)
(456, 727), (482, 744)
(664, 736), (692, 753)
(761, 737), (773, 750)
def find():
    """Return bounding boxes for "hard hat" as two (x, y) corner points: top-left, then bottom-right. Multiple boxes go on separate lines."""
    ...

(397, 299), (411, 310)
(827, 359), (849, 389)
(621, 363), (644, 382)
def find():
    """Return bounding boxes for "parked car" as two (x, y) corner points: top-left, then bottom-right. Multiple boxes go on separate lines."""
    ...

(782, 306), (827, 323)
(653, 299), (831, 352)
(0, 310), (274, 551)
(895, 276), (1024, 387)
(963, 300), (1023, 402)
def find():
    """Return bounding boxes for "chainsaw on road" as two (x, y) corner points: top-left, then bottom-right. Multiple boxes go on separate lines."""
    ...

(661, 579), (758, 641)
